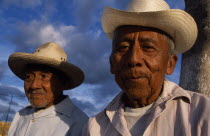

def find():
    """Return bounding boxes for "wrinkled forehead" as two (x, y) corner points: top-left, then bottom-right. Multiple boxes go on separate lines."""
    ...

(113, 25), (172, 41)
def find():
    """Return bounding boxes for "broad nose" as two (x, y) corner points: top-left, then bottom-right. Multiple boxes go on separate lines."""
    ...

(127, 43), (143, 68)
(30, 77), (42, 89)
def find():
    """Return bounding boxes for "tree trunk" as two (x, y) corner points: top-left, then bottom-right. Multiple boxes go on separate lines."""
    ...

(180, 0), (210, 96)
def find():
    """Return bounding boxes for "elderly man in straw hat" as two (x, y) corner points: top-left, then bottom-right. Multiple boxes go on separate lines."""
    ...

(84, 0), (210, 136)
(8, 42), (88, 136)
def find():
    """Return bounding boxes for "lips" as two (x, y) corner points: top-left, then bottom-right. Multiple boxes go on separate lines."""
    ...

(117, 68), (150, 83)
(32, 92), (44, 95)
(32, 91), (45, 94)
(125, 76), (148, 82)
(121, 69), (150, 82)
(28, 89), (46, 97)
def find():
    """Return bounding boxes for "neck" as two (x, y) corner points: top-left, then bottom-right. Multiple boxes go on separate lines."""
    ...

(35, 95), (66, 111)
(122, 89), (162, 108)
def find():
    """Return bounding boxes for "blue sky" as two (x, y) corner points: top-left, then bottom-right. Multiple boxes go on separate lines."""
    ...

(0, 0), (185, 122)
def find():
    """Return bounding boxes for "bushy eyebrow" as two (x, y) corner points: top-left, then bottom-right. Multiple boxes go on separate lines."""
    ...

(139, 38), (157, 44)
(113, 37), (158, 48)
(113, 38), (130, 49)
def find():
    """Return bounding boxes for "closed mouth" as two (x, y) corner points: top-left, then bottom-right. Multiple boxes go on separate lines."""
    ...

(125, 76), (148, 81)
(29, 90), (46, 96)
(32, 92), (44, 95)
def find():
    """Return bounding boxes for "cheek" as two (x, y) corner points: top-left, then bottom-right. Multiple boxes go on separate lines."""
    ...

(115, 74), (124, 89)
(111, 55), (127, 73)
(144, 53), (168, 74)
(42, 84), (54, 97)
(146, 57), (168, 89)
(24, 82), (30, 95)
(42, 84), (51, 91)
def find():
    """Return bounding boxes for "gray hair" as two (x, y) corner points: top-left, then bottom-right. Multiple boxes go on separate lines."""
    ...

(161, 33), (175, 56)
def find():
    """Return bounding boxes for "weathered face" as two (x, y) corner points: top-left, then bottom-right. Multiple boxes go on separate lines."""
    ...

(24, 66), (64, 109)
(110, 26), (177, 103)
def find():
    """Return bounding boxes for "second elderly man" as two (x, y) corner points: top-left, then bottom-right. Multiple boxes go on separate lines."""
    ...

(84, 0), (210, 136)
(8, 42), (88, 136)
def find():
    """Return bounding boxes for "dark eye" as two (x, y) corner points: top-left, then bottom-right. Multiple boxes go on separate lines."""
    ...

(24, 74), (34, 81)
(42, 74), (47, 78)
(118, 46), (129, 52)
(142, 44), (156, 52)
(42, 73), (50, 79)
(116, 42), (130, 52)
(41, 73), (51, 81)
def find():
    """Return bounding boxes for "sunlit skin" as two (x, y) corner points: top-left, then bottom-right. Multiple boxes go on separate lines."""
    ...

(110, 26), (178, 108)
(24, 66), (66, 110)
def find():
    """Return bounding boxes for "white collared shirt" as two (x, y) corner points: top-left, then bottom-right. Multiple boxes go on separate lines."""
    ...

(84, 80), (210, 136)
(8, 97), (88, 136)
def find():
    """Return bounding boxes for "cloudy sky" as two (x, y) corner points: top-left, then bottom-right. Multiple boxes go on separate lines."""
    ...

(0, 0), (185, 122)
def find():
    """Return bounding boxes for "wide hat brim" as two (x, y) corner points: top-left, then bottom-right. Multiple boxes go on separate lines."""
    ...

(102, 7), (198, 54)
(8, 53), (84, 90)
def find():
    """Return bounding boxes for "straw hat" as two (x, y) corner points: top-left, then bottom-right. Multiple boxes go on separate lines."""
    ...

(102, 0), (198, 54)
(8, 42), (84, 90)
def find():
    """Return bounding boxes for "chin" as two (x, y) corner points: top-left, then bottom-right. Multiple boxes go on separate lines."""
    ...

(30, 100), (49, 109)
(124, 88), (151, 100)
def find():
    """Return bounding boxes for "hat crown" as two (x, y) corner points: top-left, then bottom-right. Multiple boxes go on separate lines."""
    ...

(33, 42), (67, 62)
(126, 0), (170, 12)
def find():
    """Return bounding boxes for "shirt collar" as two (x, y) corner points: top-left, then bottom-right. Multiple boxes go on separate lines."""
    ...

(53, 96), (73, 118)
(156, 80), (191, 105)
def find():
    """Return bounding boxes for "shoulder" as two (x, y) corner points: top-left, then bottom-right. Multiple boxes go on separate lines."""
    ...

(184, 91), (210, 130)
(8, 107), (32, 135)
(17, 105), (34, 116)
(165, 80), (210, 115)
(83, 111), (108, 136)
(186, 90), (210, 108)
(60, 98), (89, 127)
(177, 88), (210, 122)
(10, 106), (33, 124)
(65, 103), (89, 136)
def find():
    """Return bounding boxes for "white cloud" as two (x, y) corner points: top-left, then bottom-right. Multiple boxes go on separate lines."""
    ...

(11, 20), (78, 51)
(67, 83), (100, 103)
(39, 25), (67, 47)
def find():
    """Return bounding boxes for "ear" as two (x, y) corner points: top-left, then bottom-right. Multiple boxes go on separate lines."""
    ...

(166, 55), (178, 75)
